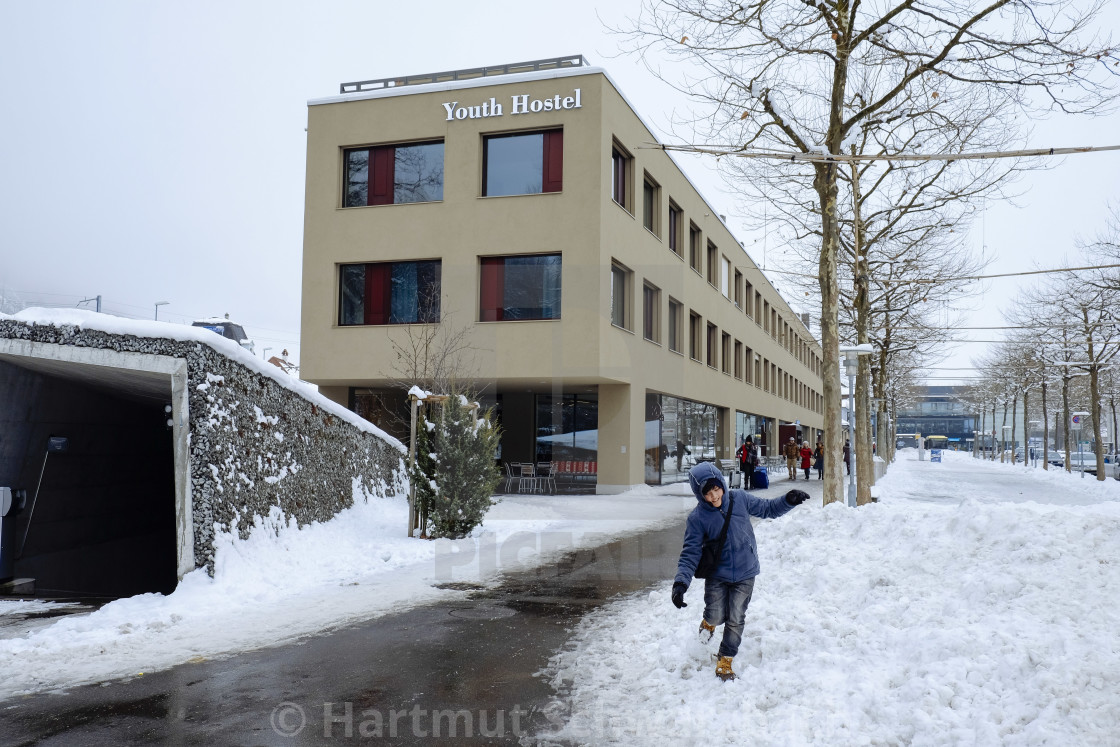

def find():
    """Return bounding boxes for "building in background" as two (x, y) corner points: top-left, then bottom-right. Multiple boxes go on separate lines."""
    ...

(299, 56), (824, 492)
(895, 385), (980, 451)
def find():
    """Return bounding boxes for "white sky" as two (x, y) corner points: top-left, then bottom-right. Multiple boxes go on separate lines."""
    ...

(1, 1), (1117, 381)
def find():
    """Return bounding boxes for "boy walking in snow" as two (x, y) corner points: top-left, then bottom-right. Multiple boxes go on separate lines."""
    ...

(671, 461), (808, 681)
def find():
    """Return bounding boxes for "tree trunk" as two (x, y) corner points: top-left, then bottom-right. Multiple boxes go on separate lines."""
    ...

(1010, 396), (1018, 463)
(1062, 376), (1072, 472)
(850, 154), (873, 504)
(1090, 364), (1105, 481)
(1022, 389), (1030, 469)
(1042, 380), (1050, 471)
(816, 162), (845, 505)
(991, 403), (998, 460)
(1106, 396), (1115, 472)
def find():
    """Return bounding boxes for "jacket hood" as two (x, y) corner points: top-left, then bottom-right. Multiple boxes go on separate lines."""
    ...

(688, 461), (727, 507)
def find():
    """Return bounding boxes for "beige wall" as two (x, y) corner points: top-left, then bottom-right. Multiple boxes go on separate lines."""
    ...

(300, 68), (824, 490)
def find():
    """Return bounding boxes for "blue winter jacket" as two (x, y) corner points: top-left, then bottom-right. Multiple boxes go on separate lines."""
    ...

(674, 461), (794, 587)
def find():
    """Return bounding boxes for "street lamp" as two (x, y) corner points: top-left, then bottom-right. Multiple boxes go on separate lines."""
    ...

(839, 344), (873, 507)
(972, 430), (979, 459)
(154, 301), (169, 320)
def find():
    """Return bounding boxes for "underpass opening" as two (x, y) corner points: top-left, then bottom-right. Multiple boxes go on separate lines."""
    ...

(1, 357), (178, 599)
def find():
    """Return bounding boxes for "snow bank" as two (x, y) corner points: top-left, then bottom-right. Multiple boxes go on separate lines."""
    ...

(540, 451), (1120, 745)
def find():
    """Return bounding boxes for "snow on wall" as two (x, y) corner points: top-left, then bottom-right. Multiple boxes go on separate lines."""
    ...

(0, 313), (407, 573)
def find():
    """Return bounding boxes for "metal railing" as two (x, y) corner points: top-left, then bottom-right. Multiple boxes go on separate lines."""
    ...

(340, 55), (589, 94)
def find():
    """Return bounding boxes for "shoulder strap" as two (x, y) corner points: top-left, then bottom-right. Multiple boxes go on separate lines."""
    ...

(718, 495), (734, 541)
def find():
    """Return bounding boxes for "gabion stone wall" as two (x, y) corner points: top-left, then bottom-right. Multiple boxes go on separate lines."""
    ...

(0, 318), (406, 572)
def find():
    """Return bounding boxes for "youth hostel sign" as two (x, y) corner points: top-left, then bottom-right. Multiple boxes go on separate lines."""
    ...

(442, 89), (582, 121)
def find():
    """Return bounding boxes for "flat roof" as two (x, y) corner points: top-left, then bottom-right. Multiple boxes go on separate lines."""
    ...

(338, 54), (588, 95)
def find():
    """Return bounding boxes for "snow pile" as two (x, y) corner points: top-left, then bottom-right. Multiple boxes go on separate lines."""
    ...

(0, 485), (692, 698)
(540, 451), (1120, 745)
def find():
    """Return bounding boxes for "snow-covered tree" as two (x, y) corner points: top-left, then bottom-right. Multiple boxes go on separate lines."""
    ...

(412, 393), (502, 539)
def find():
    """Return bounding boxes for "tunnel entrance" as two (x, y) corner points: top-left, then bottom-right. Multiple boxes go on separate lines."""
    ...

(1, 358), (178, 599)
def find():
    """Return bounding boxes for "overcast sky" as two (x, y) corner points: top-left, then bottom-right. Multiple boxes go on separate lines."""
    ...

(2, 1), (1117, 382)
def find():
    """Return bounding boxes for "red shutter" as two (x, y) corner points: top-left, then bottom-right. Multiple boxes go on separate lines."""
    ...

(370, 147), (395, 205)
(365, 263), (392, 324)
(543, 130), (563, 193)
(479, 258), (504, 321)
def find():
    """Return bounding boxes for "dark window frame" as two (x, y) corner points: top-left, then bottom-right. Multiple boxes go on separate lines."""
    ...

(643, 282), (660, 343)
(611, 141), (632, 211)
(482, 128), (563, 197)
(338, 259), (442, 326)
(479, 253), (563, 322)
(343, 140), (444, 207)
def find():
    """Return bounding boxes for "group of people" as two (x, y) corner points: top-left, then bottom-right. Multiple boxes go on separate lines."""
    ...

(782, 436), (825, 481)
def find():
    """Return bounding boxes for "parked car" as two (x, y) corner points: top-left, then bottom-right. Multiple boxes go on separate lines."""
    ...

(192, 316), (255, 354)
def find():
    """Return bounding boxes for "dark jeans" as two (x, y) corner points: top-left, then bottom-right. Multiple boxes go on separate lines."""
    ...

(703, 577), (756, 658)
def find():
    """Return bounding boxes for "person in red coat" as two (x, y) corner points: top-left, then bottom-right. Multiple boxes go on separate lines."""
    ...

(799, 442), (813, 481)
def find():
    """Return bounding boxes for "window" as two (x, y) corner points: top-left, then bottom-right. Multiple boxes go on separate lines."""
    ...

(721, 256), (731, 298)
(744, 282), (753, 318)
(706, 323), (718, 368)
(734, 340), (743, 379)
(689, 311), (702, 361)
(339, 260), (440, 325)
(721, 332), (731, 374)
(479, 254), (561, 321)
(483, 129), (563, 196)
(744, 346), (753, 384)
(734, 270), (743, 308)
(611, 261), (632, 330)
(643, 173), (660, 235)
(706, 241), (718, 286)
(668, 201), (683, 256)
(611, 141), (632, 210)
(643, 282), (660, 342)
(668, 298), (683, 353)
(344, 141), (444, 206)
(689, 223), (702, 273)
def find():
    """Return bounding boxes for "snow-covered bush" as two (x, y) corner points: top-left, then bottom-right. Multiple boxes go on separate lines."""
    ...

(412, 393), (501, 539)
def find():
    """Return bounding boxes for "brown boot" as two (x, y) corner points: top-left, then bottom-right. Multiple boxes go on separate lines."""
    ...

(698, 619), (716, 644)
(715, 655), (736, 681)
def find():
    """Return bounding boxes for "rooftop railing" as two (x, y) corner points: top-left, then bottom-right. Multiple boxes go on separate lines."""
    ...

(339, 54), (588, 94)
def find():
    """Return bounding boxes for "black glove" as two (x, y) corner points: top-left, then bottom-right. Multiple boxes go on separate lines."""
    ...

(785, 489), (810, 506)
(671, 581), (688, 608)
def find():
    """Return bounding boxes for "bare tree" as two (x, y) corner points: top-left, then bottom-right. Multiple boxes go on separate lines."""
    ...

(618, 0), (1119, 503)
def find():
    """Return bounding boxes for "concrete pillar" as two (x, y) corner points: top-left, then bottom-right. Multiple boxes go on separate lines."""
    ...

(597, 383), (643, 493)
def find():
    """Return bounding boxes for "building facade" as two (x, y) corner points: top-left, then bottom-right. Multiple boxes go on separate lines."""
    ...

(300, 56), (825, 492)
(895, 385), (980, 450)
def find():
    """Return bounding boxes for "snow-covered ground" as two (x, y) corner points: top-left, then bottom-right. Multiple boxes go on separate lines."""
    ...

(0, 485), (694, 699)
(540, 451), (1120, 746)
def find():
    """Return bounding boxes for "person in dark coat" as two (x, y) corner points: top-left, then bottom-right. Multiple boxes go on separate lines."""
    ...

(813, 441), (824, 480)
(671, 462), (808, 681)
(736, 437), (759, 488)
(843, 440), (851, 475)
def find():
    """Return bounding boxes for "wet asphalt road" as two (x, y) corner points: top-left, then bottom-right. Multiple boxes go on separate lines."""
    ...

(0, 522), (684, 746)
